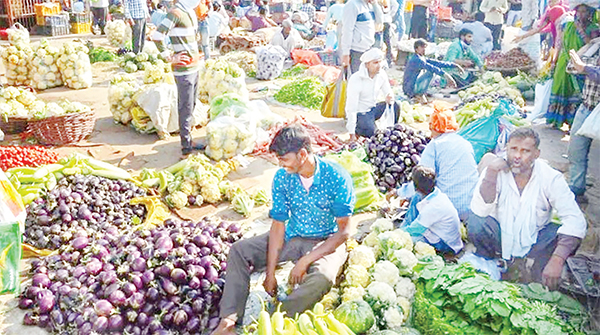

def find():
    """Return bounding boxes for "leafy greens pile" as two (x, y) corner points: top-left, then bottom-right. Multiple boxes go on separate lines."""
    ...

(413, 262), (587, 335)
(274, 76), (326, 110)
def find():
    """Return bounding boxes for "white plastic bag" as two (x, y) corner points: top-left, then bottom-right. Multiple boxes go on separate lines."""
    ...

(255, 45), (287, 80)
(376, 103), (396, 130)
(206, 114), (257, 160)
(576, 103), (600, 141)
(458, 252), (501, 281)
(528, 79), (552, 121)
(516, 30), (541, 70)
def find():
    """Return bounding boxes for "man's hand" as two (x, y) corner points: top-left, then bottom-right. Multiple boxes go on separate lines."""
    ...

(127, 18), (135, 26)
(542, 255), (565, 290)
(289, 257), (310, 286)
(487, 156), (510, 173)
(263, 273), (278, 297)
(172, 52), (191, 65)
(342, 55), (350, 67)
(385, 94), (394, 104)
(569, 49), (586, 73)
(349, 134), (358, 142)
(444, 73), (457, 88)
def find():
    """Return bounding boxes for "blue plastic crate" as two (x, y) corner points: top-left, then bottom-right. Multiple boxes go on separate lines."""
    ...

(45, 13), (69, 27)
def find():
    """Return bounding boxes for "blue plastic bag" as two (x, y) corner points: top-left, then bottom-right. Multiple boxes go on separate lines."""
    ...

(458, 99), (516, 163)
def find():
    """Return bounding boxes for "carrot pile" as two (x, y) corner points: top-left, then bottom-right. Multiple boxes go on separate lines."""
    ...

(254, 116), (344, 160)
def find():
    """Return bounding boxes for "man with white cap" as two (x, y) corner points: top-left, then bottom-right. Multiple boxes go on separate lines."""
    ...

(346, 48), (400, 140)
(152, 0), (206, 157)
(271, 19), (305, 55)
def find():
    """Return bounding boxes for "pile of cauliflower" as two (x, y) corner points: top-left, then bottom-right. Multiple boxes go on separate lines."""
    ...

(105, 20), (132, 48)
(163, 155), (240, 209)
(197, 59), (248, 103)
(143, 61), (173, 84)
(0, 43), (33, 87)
(108, 74), (140, 125)
(319, 218), (439, 332)
(0, 86), (89, 120)
(28, 39), (63, 90)
(56, 41), (93, 90)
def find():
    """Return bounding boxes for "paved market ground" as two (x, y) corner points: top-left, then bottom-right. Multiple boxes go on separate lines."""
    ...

(0, 33), (599, 334)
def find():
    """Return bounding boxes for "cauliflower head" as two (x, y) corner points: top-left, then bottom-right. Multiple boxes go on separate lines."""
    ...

(320, 288), (340, 310)
(365, 281), (397, 305)
(341, 286), (365, 303)
(396, 296), (411, 322)
(344, 265), (370, 288)
(378, 229), (414, 259)
(389, 248), (418, 276)
(370, 218), (394, 234)
(371, 260), (400, 286)
(201, 183), (222, 204)
(414, 241), (436, 259)
(165, 191), (188, 209)
(348, 245), (376, 269)
(394, 277), (416, 300)
(383, 305), (404, 329)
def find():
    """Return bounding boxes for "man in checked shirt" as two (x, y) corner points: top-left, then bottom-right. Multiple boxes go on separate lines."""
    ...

(124, 0), (150, 54)
(567, 49), (600, 204)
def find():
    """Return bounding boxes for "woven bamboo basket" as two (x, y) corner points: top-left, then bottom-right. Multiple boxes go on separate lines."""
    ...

(27, 110), (95, 145)
(0, 116), (30, 134)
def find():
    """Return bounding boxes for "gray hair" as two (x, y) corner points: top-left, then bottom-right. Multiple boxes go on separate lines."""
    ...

(508, 128), (540, 148)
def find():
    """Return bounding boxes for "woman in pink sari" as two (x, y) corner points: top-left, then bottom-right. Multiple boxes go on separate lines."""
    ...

(513, 0), (570, 46)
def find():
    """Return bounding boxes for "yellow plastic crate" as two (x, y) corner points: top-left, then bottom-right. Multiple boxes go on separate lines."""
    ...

(35, 3), (61, 25)
(71, 22), (91, 34)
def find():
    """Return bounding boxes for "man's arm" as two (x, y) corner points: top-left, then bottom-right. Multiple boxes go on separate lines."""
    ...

(151, 11), (177, 56)
(542, 172), (587, 289)
(289, 216), (352, 286)
(498, 0), (509, 14)
(340, 3), (357, 57)
(479, 0), (491, 13)
(264, 220), (285, 295)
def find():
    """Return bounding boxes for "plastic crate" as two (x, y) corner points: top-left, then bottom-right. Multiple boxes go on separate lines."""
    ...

(41, 24), (69, 36)
(45, 12), (68, 26)
(437, 6), (452, 21)
(436, 20), (457, 39)
(35, 2), (59, 16)
(69, 11), (91, 23)
(1, 0), (46, 29)
(71, 21), (90, 34)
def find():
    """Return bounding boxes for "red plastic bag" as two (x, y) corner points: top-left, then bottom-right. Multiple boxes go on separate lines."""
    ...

(291, 49), (323, 66)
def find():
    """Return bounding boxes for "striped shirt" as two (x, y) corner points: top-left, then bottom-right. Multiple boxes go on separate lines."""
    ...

(124, 0), (149, 19)
(153, 6), (201, 75)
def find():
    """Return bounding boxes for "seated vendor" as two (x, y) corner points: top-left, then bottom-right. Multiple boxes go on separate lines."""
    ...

(417, 107), (479, 220)
(212, 125), (355, 335)
(246, 7), (276, 31)
(292, 11), (314, 39)
(399, 166), (464, 254)
(469, 128), (587, 288)
(402, 39), (460, 104)
(271, 19), (305, 55)
(444, 28), (483, 87)
(346, 48), (400, 140)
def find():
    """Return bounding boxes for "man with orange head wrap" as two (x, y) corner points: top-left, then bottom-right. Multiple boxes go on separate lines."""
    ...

(389, 104), (479, 221)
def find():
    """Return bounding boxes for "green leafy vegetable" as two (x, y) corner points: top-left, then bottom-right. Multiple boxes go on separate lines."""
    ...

(274, 76), (326, 110)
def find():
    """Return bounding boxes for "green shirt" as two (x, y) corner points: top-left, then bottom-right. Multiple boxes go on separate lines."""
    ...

(444, 39), (483, 80)
(153, 5), (200, 75)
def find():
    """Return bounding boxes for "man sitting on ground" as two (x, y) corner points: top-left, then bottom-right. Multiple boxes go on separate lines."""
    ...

(346, 48), (399, 140)
(402, 39), (460, 104)
(444, 28), (483, 87)
(398, 166), (464, 254)
(271, 19), (305, 54)
(212, 125), (355, 335)
(469, 128), (587, 288)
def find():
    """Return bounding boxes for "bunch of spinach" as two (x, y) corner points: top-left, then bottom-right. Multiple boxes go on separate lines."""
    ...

(412, 262), (585, 335)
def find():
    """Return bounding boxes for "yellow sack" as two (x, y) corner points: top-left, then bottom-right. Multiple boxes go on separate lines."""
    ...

(321, 67), (348, 119)
(130, 196), (171, 230)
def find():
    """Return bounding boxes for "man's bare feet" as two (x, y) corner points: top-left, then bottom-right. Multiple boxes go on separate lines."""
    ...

(212, 317), (237, 335)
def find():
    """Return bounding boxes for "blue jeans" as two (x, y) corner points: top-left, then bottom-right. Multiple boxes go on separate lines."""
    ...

(198, 20), (210, 60)
(466, 213), (559, 282)
(413, 70), (434, 96)
(404, 12), (412, 36)
(428, 15), (437, 42)
(396, 11), (406, 39)
(568, 104), (594, 196)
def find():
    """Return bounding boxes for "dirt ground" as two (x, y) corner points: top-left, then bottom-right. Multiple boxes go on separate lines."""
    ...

(0, 32), (599, 334)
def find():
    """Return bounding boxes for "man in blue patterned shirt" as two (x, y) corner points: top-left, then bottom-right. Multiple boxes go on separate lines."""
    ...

(213, 125), (355, 335)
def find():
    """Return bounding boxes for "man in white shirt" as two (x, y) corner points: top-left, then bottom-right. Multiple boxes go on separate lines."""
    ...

(479, 0), (508, 50)
(455, 12), (493, 58)
(91, 0), (110, 35)
(345, 48), (399, 140)
(271, 19), (305, 55)
(401, 166), (464, 254)
(469, 128), (587, 288)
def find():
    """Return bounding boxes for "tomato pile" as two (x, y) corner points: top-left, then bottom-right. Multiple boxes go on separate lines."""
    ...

(0, 146), (60, 171)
